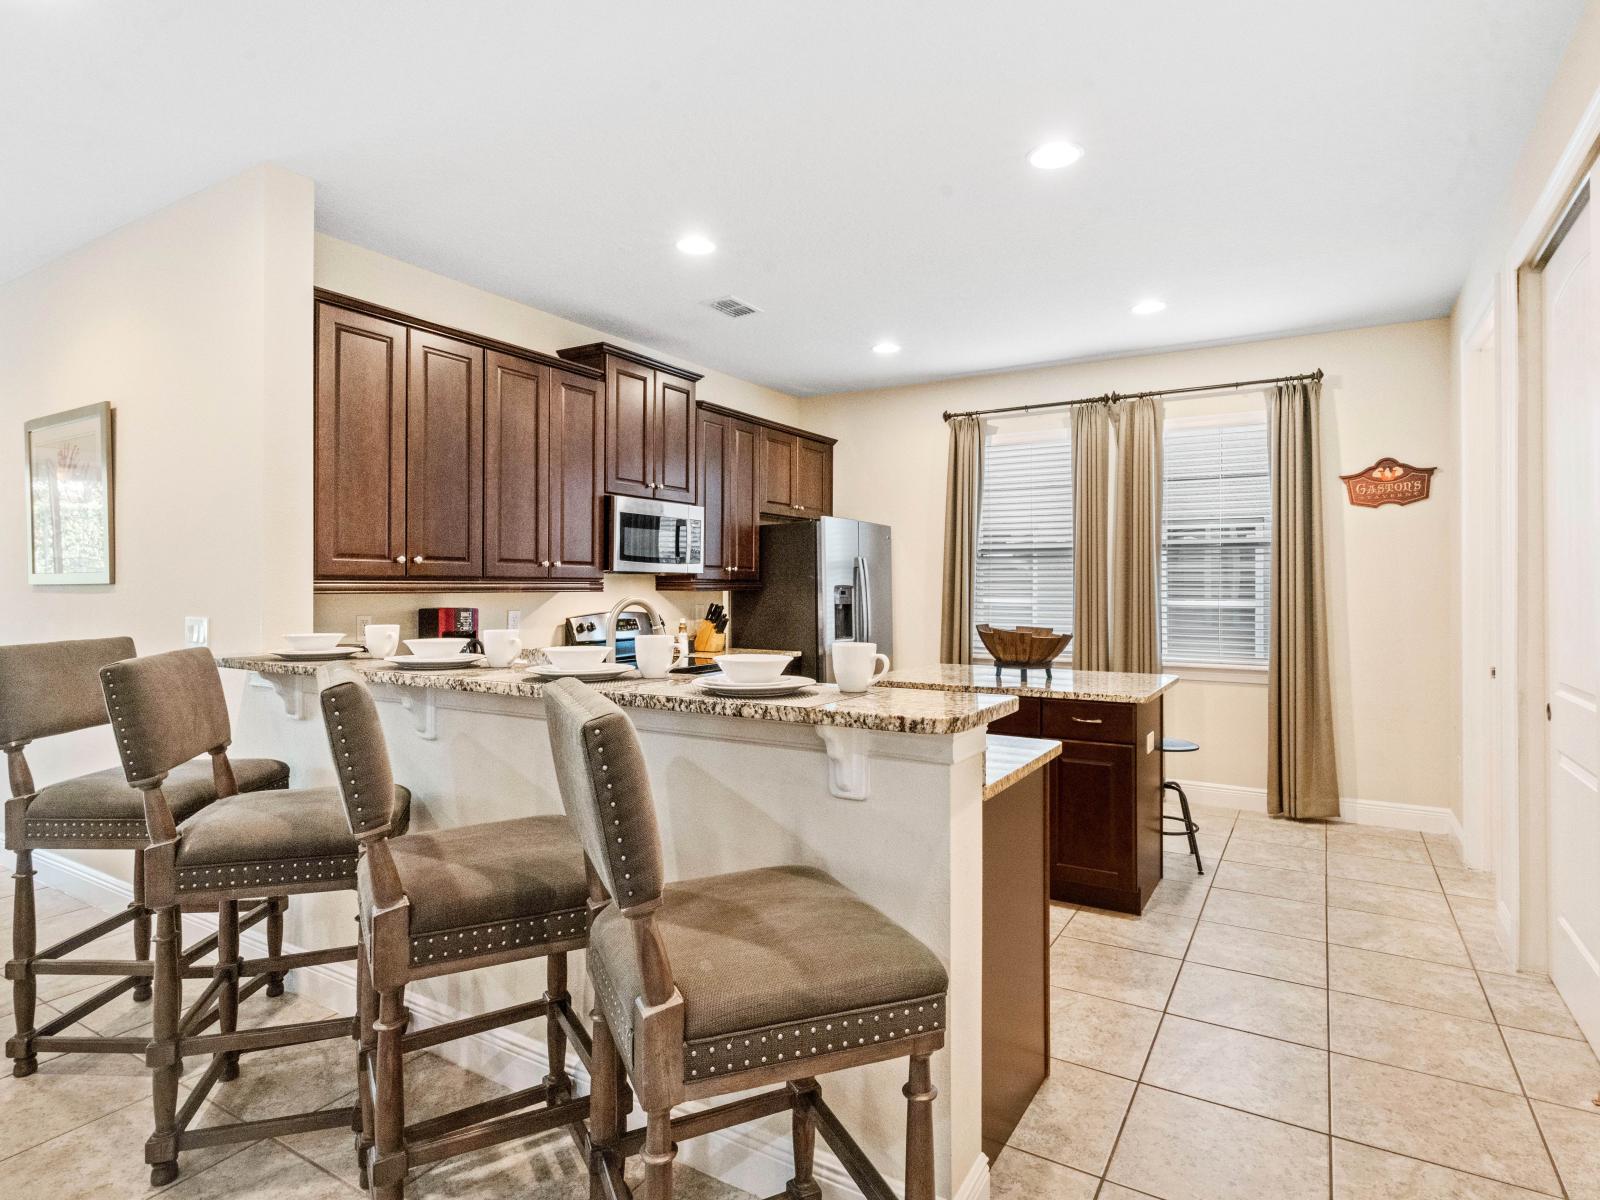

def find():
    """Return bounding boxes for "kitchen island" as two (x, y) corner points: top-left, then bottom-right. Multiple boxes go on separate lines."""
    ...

(219, 654), (1039, 1200)
(880, 665), (1179, 914)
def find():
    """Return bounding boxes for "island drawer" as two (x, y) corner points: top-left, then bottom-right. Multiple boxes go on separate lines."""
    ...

(985, 696), (1041, 737)
(1040, 698), (1134, 744)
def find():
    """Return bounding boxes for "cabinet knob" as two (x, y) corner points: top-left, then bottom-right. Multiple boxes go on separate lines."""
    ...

(413, 555), (423, 564)
(541, 560), (551, 567)
(395, 556), (405, 564)
(554, 561), (563, 567)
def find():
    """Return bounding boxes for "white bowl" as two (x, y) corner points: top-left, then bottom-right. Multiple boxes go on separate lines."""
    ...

(405, 638), (471, 657)
(540, 645), (611, 670)
(714, 652), (796, 684)
(283, 633), (346, 652)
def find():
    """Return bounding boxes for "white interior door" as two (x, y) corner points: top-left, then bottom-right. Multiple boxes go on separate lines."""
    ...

(1540, 189), (1600, 1047)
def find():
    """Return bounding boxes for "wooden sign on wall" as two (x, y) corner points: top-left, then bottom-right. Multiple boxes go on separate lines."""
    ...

(1339, 458), (1437, 508)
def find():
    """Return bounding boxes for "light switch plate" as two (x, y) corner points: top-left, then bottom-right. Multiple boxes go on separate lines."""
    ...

(1146, 730), (1155, 753)
(356, 615), (373, 635)
(185, 616), (209, 647)
(506, 609), (522, 630)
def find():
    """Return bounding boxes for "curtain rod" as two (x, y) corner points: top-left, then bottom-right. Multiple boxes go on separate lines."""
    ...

(940, 368), (1324, 422)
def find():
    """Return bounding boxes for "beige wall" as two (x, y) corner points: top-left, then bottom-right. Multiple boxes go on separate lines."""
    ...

(0, 165), (316, 875)
(805, 319), (1461, 815)
(310, 235), (801, 641)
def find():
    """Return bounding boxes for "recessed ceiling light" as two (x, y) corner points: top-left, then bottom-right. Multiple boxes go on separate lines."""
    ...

(675, 233), (716, 256)
(1131, 298), (1167, 316)
(1027, 141), (1084, 170)
(872, 341), (901, 355)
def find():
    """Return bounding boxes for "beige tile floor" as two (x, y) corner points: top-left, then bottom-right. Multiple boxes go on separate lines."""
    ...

(999, 804), (1600, 1200)
(0, 880), (749, 1199)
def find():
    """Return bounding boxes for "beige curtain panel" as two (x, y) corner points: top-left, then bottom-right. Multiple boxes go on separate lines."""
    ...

(940, 415), (984, 665)
(1071, 400), (1114, 671)
(1267, 379), (1340, 820)
(1112, 396), (1162, 674)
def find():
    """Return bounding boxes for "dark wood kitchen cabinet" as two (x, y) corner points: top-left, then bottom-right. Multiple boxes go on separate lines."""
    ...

(483, 352), (605, 583)
(759, 425), (834, 517)
(693, 405), (760, 583)
(405, 329), (483, 579)
(558, 342), (700, 504)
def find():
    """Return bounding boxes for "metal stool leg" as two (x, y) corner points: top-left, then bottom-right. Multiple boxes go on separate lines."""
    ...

(1162, 781), (1204, 875)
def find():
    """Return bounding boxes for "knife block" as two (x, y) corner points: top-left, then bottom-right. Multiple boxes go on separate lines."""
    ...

(694, 621), (727, 654)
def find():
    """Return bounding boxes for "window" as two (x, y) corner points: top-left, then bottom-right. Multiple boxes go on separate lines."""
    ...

(1160, 413), (1271, 667)
(973, 427), (1073, 660)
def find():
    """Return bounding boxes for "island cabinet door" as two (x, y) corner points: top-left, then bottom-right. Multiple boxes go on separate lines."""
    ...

(483, 351), (548, 579)
(406, 330), (484, 578)
(1050, 740), (1138, 905)
(314, 303), (407, 578)
(605, 358), (655, 499)
(652, 371), (698, 503)
(545, 369), (605, 581)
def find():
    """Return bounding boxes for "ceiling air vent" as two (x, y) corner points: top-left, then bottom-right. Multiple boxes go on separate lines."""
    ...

(706, 295), (761, 319)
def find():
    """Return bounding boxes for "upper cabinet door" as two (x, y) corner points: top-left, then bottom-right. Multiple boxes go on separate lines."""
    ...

(759, 426), (798, 515)
(606, 359), (654, 498)
(653, 372), (698, 503)
(314, 303), (408, 578)
(796, 437), (833, 516)
(406, 330), (484, 577)
(483, 350), (547, 579)
(697, 408), (731, 574)
(726, 418), (761, 576)
(546, 369), (605, 581)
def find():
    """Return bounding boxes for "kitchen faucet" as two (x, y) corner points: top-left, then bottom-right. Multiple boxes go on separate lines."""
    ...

(603, 596), (666, 661)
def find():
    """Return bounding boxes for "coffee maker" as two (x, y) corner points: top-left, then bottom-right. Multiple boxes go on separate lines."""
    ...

(417, 607), (483, 654)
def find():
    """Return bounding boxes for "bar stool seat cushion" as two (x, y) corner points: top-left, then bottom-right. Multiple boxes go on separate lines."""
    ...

(390, 815), (589, 935)
(24, 757), (290, 839)
(590, 864), (948, 1080)
(171, 785), (411, 892)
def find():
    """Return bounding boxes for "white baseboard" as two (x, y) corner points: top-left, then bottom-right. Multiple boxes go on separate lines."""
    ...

(24, 849), (978, 1200)
(1171, 779), (1461, 837)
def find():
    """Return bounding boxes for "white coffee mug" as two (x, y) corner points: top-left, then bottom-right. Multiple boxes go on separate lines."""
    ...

(634, 633), (684, 679)
(363, 624), (400, 659)
(832, 641), (890, 693)
(480, 629), (523, 669)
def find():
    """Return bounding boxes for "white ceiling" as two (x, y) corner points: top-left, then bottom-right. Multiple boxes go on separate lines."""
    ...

(1, 1), (1582, 396)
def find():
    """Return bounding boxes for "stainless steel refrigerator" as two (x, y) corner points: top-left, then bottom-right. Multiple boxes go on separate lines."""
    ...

(731, 517), (893, 682)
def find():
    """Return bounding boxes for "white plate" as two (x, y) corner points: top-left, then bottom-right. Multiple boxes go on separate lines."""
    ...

(693, 674), (816, 698)
(383, 655), (487, 670)
(525, 662), (637, 682)
(274, 647), (359, 661)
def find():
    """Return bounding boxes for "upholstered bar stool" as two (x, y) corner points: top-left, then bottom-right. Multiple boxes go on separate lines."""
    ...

(1161, 737), (1204, 874)
(99, 647), (411, 1185)
(1, 637), (289, 1077)
(543, 678), (949, 1200)
(317, 680), (593, 1200)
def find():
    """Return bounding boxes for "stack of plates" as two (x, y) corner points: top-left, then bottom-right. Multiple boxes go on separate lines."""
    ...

(693, 673), (816, 698)
(383, 654), (487, 671)
(525, 662), (637, 683)
(273, 647), (359, 662)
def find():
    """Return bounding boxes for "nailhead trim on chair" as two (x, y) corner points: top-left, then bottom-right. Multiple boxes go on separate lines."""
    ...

(684, 994), (946, 1082)
(25, 817), (150, 841)
(176, 854), (358, 892)
(410, 906), (589, 966)
(588, 724), (639, 902)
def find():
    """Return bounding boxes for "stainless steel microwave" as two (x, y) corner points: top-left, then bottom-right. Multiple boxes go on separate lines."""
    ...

(608, 496), (704, 574)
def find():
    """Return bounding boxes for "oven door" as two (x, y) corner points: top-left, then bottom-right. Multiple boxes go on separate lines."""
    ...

(610, 498), (705, 573)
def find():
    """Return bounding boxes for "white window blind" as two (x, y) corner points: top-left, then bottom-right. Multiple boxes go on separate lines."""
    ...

(1160, 414), (1271, 667)
(973, 428), (1073, 660)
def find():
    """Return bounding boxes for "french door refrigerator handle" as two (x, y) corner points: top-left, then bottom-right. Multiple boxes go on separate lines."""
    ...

(856, 554), (871, 643)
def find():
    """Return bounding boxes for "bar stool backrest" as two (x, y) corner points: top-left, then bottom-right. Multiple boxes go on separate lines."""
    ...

(0, 636), (135, 751)
(543, 678), (664, 913)
(318, 680), (402, 838)
(99, 648), (233, 788)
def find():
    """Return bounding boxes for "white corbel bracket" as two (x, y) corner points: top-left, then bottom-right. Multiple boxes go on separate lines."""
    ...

(815, 726), (870, 800)
(398, 690), (437, 740)
(257, 673), (309, 720)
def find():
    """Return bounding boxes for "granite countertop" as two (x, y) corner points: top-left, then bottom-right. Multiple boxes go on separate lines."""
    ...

(878, 663), (1179, 704)
(984, 735), (1062, 800)
(219, 654), (1017, 736)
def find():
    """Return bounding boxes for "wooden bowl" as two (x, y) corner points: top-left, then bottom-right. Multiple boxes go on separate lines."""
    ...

(976, 625), (1073, 667)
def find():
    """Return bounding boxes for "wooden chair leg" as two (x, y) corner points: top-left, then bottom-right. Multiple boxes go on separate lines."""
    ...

(216, 899), (241, 1081)
(903, 1053), (936, 1200)
(354, 940), (376, 1190)
(543, 952), (571, 1103)
(643, 1107), (675, 1200)
(371, 985), (409, 1200)
(7, 848), (37, 1077)
(146, 905), (183, 1186)
(265, 896), (287, 996)
(588, 1007), (620, 1200)
(785, 1079), (822, 1200)
(131, 850), (152, 1003)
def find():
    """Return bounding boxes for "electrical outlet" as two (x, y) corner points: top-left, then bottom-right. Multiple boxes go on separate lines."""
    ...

(184, 616), (209, 647)
(356, 615), (373, 635)
(505, 609), (522, 630)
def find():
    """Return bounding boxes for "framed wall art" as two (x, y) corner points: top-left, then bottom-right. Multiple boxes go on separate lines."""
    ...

(25, 401), (115, 585)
